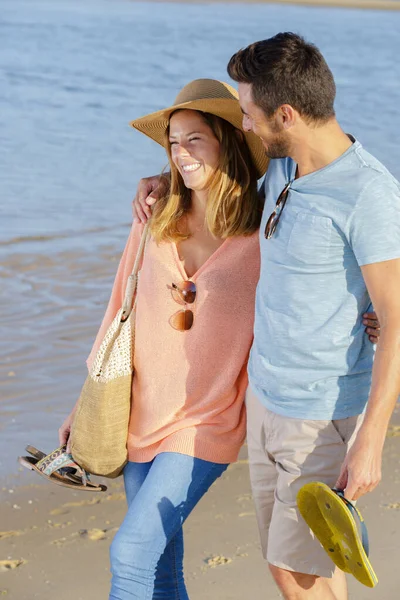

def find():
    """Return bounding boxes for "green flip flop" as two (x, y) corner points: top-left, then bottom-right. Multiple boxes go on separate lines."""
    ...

(297, 482), (378, 588)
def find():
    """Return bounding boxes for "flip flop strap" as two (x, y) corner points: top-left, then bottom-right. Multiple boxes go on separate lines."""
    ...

(333, 489), (370, 556)
(36, 445), (90, 485)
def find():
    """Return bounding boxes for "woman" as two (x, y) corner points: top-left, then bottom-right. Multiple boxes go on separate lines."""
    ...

(60, 79), (269, 599)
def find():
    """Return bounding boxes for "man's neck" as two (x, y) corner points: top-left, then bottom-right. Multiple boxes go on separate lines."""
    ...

(290, 120), (353, 179)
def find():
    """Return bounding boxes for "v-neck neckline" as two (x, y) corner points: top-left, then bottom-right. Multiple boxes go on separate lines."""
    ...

(171, 237), (231, 281)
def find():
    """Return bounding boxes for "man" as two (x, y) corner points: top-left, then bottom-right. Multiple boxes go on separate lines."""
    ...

(132, 33), (400, 600)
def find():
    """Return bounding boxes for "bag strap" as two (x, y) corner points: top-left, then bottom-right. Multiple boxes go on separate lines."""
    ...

(121, 222), (151, 321)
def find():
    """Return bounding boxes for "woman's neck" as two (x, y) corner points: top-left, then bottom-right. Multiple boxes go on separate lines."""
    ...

(188, 189), (208, 228)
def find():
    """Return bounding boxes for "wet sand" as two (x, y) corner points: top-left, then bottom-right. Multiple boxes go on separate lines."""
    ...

(1, 416), (400, 599)
(0, 228), (130, 480)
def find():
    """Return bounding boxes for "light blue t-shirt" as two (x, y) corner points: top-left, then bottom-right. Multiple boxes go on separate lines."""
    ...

(248, 138), (400, 420)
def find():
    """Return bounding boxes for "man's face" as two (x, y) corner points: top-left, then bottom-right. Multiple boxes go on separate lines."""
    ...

(238, 82), (291, 159)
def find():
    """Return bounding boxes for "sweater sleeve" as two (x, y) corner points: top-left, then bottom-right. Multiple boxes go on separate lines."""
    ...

(86, 221), (145, 371)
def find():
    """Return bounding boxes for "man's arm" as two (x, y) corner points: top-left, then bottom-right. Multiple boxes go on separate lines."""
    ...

(336, 257), (400, 500)
(133, 171), (266, 222)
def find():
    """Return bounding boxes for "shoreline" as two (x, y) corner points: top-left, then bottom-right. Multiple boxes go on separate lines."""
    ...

(137, 0), (400, 12)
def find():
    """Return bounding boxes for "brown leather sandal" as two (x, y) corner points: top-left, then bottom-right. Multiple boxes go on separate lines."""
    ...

(18, 445), (107, 492)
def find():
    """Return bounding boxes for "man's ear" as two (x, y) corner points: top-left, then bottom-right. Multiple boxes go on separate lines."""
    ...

(278, 104), (296, 129)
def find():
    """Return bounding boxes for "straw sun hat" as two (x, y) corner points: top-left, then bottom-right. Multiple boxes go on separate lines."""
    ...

(130, 79), (268, 179)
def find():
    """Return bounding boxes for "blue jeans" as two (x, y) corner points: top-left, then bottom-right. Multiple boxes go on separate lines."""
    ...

(109, 452), (229, 600)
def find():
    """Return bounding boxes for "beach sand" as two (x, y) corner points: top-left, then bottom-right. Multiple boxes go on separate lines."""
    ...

(2, 241), (400, 597)
(2, 412), (400, 599)
(3, 240), (399, 599)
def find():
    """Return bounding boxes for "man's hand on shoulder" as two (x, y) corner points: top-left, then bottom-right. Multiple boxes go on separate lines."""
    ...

(132, 173), (170, 223)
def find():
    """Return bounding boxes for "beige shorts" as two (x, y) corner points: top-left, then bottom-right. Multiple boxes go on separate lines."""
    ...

(246, 386), (363, 577)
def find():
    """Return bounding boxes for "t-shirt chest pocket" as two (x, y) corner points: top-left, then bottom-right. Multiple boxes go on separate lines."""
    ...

(287, 212), (333, 264)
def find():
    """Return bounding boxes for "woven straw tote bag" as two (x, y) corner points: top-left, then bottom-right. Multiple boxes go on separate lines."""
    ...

(70, 223), (150, 478)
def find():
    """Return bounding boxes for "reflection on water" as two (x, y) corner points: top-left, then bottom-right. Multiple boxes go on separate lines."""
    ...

(1, 0), (400, 478)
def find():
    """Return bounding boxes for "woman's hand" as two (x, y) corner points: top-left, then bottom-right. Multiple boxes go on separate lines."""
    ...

(59, 410), (76, 453)
(132, 174), (170, 223)
(363, 311), (380, 344)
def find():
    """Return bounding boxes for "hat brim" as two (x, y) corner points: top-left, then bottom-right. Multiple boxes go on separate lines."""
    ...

(130, 98), (268, 179)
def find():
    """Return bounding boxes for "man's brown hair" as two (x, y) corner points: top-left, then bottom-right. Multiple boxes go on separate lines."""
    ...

(227, 32), (336, 123)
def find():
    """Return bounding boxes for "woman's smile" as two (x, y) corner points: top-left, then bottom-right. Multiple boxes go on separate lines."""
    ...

(169, 110), (220, 192)
(181, 162), (202, 173)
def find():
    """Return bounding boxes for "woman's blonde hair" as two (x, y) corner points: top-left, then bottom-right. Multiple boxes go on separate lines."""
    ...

(150, 110), (263, 243)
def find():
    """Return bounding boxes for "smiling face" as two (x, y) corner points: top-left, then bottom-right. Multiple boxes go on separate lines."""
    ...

(168, 110), (221, 192)
(238, 82), (291, 159)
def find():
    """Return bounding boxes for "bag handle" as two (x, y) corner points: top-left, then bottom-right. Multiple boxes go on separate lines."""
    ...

(121, 222), (151, 321)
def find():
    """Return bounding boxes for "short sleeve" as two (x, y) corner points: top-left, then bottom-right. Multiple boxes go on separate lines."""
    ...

(348, 173), (400, 266)
(86, 220), (145, 370)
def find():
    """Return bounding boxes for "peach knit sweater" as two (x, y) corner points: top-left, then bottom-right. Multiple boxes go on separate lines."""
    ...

(87, 222), (260, 464)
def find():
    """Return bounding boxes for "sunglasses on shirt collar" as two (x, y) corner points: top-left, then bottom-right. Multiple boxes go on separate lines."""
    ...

(264, 180), (293, 239)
